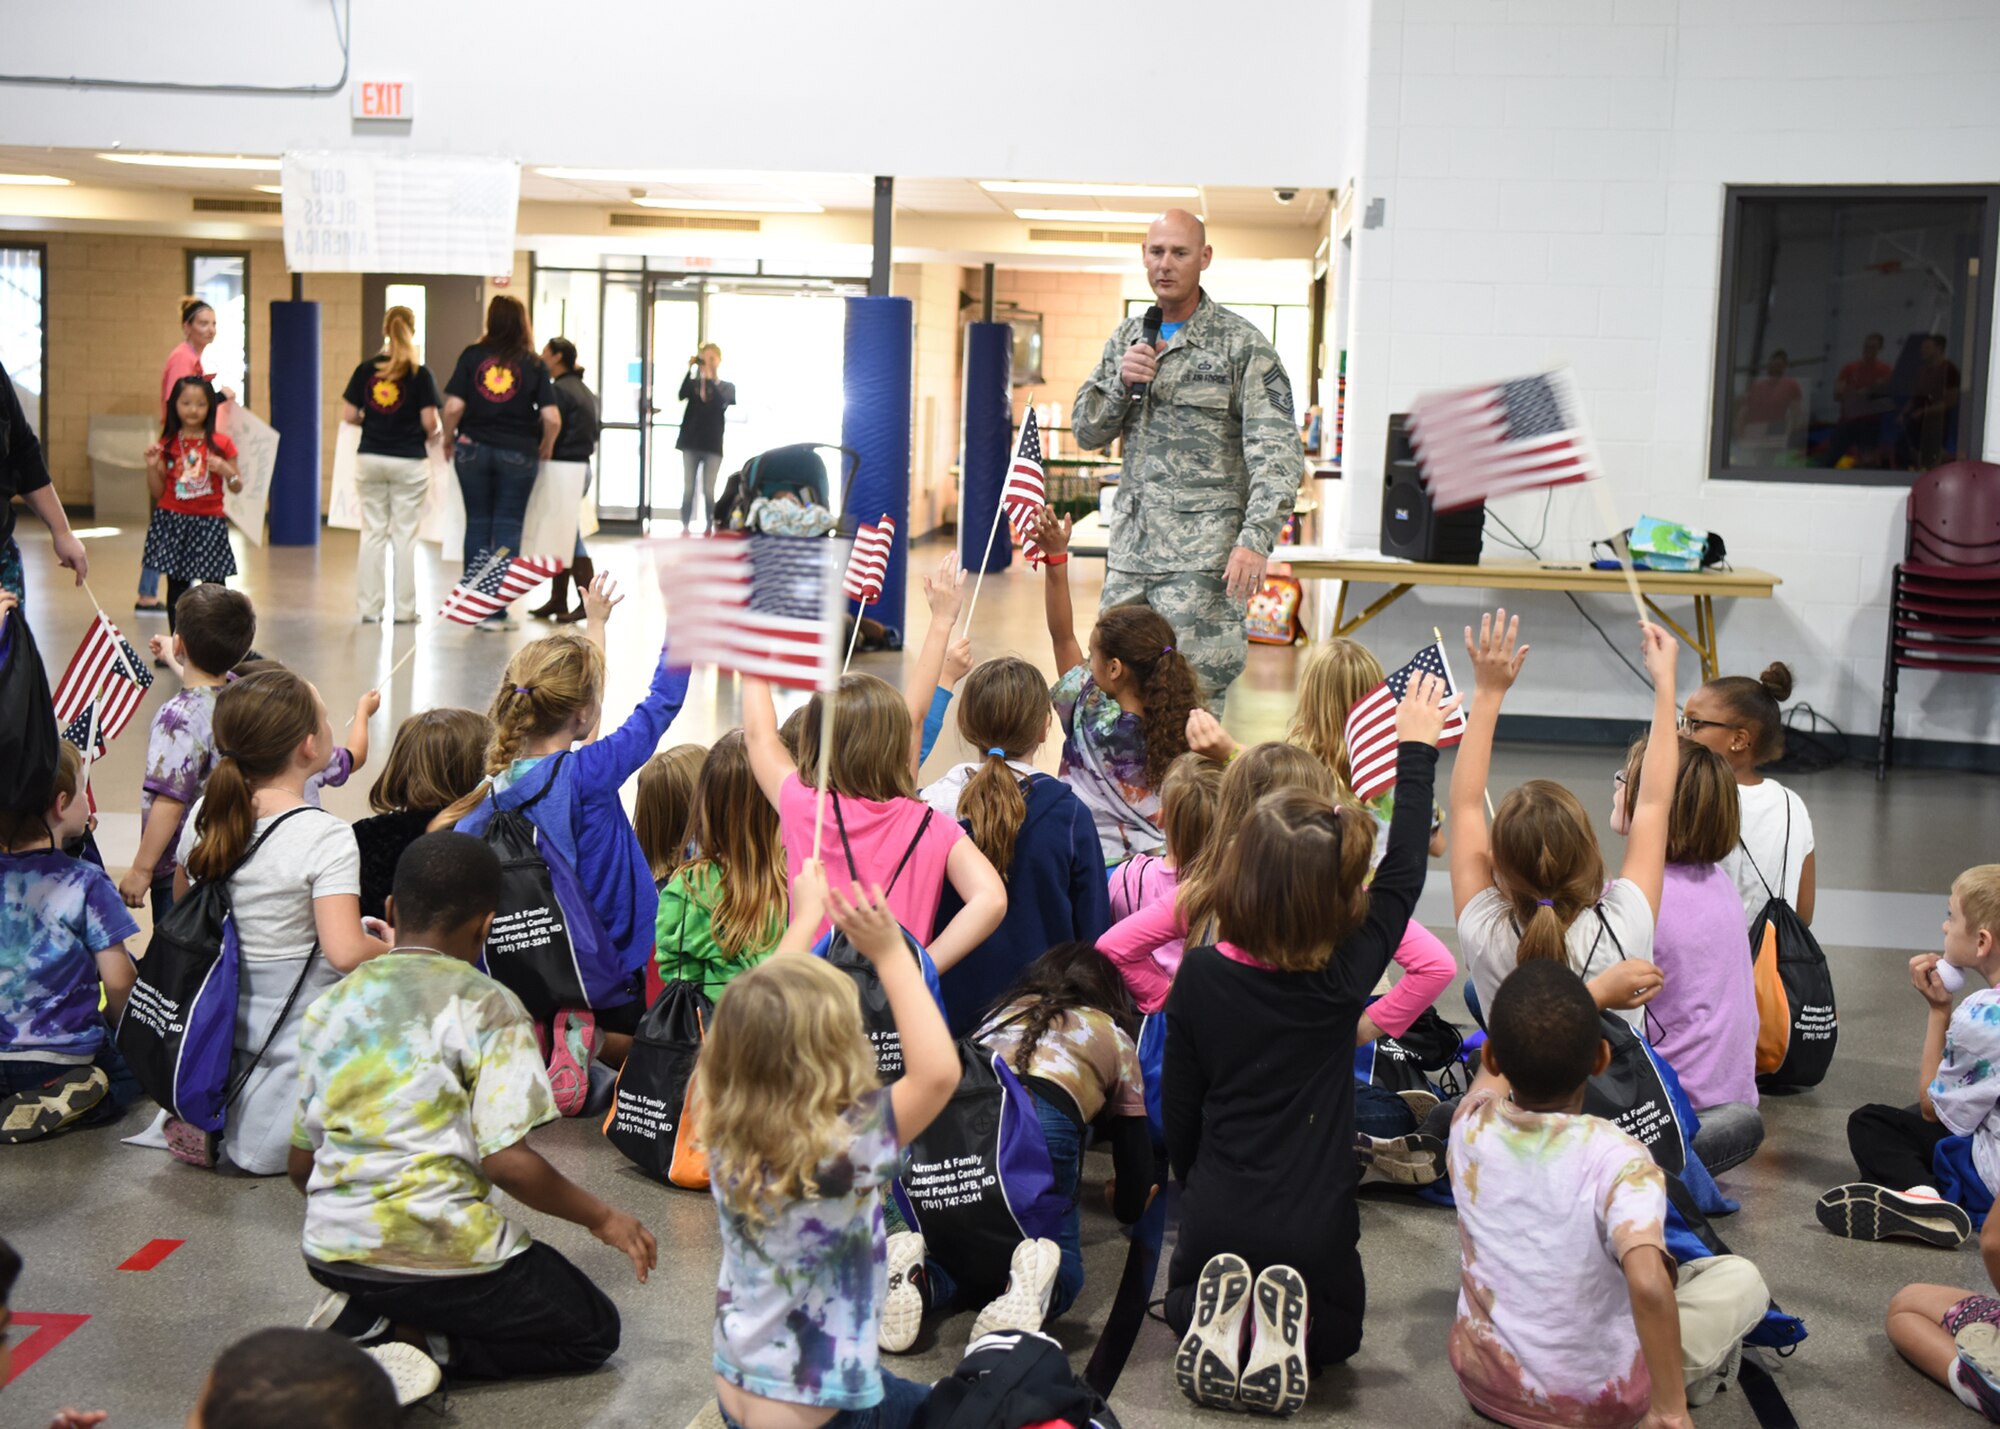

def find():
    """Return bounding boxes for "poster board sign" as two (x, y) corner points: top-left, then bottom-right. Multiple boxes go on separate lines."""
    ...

(281, 152), (519, 276)
(521, 459), (588, 563)
(325, 421), (364, 531)
(420, 450), (464, 558)
(219, 405), (279, 547)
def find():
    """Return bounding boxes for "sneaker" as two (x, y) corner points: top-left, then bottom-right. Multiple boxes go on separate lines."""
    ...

(366, 1340), (443, 1406)
(358, 613), (383, 625)
(1686, 1338), (1740, 1408)
(134, 599), (166, 614)
(1237, 1264), (1309, 1417)
(1395, 1088), (1441, 1124)
(304, 1289), (391, 1344)
(1173, 1252), (1252, 1411)
(880, 1230), (926, 1353)
(0, 1066), (109, 1143)
(473, 616), (519, 633)
(392, 614), (421, 625)
(1355, 1131), (1448, 1187)
(969, 1238), (1062, 1340)
(1956, 1322), (2000, 1423)
(1814, 1182), (1972, 1247)
(546, 1008), (598, 1118)
(162, 1114), (216, 1167)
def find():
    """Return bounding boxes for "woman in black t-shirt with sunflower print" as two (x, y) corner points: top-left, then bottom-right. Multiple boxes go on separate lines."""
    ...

(341, 305), (441, 625)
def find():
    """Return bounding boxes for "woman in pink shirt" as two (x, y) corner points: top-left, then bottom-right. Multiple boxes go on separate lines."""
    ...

(143, 300), (235, 613)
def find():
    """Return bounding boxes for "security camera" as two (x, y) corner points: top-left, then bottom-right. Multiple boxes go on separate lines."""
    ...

(1274, 188), (1298, 205)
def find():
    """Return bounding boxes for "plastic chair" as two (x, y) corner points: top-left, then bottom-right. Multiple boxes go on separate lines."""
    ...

(1879, 461), (2000, 778)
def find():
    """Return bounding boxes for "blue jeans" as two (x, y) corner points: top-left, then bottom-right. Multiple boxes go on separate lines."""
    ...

(138, 563), (161, 600)
(716, 1372), (930, 1429)
(923, 1092), (1084, 1320)
(455, 439), (538, 600)
(1354, 1078), (1418, 1139)
(0, 1037), (140, 1115)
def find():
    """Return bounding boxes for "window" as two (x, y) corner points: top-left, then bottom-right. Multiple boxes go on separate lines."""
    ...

(0, 245), (46, 436)
(1712, 187), (1997, 484)
(186, 250), (251, 405)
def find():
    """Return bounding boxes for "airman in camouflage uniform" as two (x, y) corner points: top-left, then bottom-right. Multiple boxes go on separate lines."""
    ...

(1072, 212), (1301, 707)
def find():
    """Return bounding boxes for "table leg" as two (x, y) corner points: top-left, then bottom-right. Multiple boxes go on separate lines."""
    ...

(1334, 583), (1415, 638)
(1640, 593), (1720, 681)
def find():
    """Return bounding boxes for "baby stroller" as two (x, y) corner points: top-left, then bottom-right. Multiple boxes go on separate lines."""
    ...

(714, 442), (860, 536)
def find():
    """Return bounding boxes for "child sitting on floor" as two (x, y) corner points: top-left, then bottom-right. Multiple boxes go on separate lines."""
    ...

(655, 731), (787, 1003)
(1888, 1205), (2000, 1421)
(1449, 960), (1769, 1429)
(351, 707), (492, 923)
(293, 832), (656, 1390)
(636, 743), (706, 888)
(188, 1328), (403, 1426)
(1819, 865), (2000, 1250)
(1107, 752), (1219, 928)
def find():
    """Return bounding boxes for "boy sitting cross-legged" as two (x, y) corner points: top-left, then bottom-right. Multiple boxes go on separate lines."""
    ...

(289, 831), (657, 1400)
(1448, 960), (1769, 1429)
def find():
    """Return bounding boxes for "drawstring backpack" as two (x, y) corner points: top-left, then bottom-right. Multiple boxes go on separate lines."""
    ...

(913, 1329), (1123, 1429)
(0, 607), (58, 815)
(817, 793), (944, 1080)
(601, 897), (713, 1188)
(1575, 909), (1690, 1178)
(1742, 800), (1837, 1086)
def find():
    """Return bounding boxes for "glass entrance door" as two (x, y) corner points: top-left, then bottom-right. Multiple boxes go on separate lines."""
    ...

(646, 287), (704, 526)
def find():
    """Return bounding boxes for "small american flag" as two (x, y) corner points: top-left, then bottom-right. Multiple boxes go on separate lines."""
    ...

(52, 614), (152, 742)
(440, 549), (565, 625)
(1406, 368), (1598, 514)
(841, 516), (895, 606)
(61, 702), (106, 759)
(1004, 409), (1049, 563)
(658, 533), (839, 691)
(1343, 641), (1468, 802)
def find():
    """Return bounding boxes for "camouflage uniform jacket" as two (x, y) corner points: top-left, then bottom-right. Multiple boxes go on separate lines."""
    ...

(1072, 290), (1302, 577)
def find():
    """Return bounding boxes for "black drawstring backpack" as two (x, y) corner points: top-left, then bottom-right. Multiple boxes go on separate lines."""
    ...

(601, 899), (713, 1188)
(817, 795), (942, 1081)
(0, 605), (59, 815)
(1742, 800), (1837, 1087)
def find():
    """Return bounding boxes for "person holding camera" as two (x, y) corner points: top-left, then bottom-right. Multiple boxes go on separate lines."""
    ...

(676, 343), (734, 534)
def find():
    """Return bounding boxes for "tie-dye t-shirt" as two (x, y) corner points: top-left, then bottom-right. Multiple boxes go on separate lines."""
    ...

(1051, 664), (1163, 864)
(0, 850), (139, 1063)
(1930, 988), (2000, 1198)
(1447, 1086), (1669, 1429)
(712, 1089), (901, 1411)
(291, 952), (557, 1275)
(140, 685), (220, 882)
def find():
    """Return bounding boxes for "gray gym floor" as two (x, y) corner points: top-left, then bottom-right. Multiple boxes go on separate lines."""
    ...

(2, 526), (1992, 1426)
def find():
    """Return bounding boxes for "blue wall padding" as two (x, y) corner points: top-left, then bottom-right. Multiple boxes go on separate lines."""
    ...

(267, 301), (322, 546)
(960, 322), (1014, 576)
(841, 296), (914, 631)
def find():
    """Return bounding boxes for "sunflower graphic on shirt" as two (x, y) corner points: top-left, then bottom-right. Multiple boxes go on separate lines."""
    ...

(369, 376), (406, 413)
(474, 356), (518, 403)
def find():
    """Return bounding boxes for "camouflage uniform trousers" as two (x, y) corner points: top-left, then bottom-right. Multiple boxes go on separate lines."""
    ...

(1101, 566), (1245, 710)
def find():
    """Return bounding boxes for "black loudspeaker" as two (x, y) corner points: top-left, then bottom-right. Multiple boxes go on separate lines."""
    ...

(1380, 413), (1484, 564)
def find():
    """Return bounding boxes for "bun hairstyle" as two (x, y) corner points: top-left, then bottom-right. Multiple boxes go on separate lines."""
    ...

(1286, 637), (1387, 792)
(1215, 789), (1373, 971)
(636, 743), (706, 882)
(439, 634), (605, 826)
(1488, 778), (1605, 967)
(1701, 662), (1793, 764)
(793, 673), (915, 803)
(1094, 603), (1202, 787)
(1156, 751), (1222, 870)
(953, 658), (1051, 877)
(1177, 741), (1337, 943)
(180, 297), (213, 327)
(985, 942), (1139, 1082)
(677, 731), (787, 959)
(544, 336), (583, 379)
(368, 708), (492, 816)
(1620, 732), (1740, 866)
(379, 305), (419, 382)
(186, 669), (323, 883)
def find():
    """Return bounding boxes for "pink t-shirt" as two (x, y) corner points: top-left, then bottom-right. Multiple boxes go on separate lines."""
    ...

(1649, 862), (1760, 1111)
(779, 773), (964, 942)
(161, 341), (211, 418)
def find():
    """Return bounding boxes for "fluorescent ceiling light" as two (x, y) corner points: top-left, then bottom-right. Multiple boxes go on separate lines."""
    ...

(0, 173), (71, 187)
(983, 180), (1198, 199)
(252, 185), (283, 194)
(542, 166), (821, 185)
(633, 197), (823, 214)
(98, 153), (279, 170)
(1014, 208), (1164, 225)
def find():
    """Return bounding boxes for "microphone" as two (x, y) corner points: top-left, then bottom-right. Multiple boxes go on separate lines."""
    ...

(1131, 305), (1164, 402)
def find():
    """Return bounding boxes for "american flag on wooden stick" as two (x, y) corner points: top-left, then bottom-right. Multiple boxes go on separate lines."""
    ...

(1003, 408), (1049, 563)
(1406, 368), (1599, 514)
(657, 533), (839, 691)
(1343, 641), (1468, 802)
(51, 614), (152, 742)
(439, 549), (565, 625)
(842, 516), (895, 606)
(61, 701), (107, 759)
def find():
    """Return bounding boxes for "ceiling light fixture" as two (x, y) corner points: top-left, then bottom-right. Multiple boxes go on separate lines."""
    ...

(633, 197), (824, 214)
(982, 181), (1198, 199)
(1012, 208), (1168, 225)
(98, 153), (280, 171)
(542, 166), (833, 186)
(252, 185), (284, 195)
(0, 174), (72, 187)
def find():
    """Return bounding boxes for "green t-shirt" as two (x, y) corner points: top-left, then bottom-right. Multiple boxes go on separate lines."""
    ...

(655, 861), (782, 1003)
(292, 952), (555, 1275)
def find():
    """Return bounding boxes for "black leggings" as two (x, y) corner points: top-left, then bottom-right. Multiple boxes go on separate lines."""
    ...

(1847, 1102), (1953, 1191)
(165, 577), (199, 633)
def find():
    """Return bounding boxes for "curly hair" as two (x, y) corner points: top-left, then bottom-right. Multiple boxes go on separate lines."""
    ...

(1094, 603), (1201, 788)
(983, 942), (1138, 1082)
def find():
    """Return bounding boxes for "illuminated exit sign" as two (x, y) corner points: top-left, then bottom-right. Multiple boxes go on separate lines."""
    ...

(352, 81), (412, 121)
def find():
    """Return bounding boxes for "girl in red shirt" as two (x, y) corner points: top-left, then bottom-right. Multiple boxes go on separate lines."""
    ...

(143, 376), (241, 633)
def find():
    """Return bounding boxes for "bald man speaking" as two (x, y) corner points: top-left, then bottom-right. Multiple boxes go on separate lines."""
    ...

(1071, 209), (1301, 708)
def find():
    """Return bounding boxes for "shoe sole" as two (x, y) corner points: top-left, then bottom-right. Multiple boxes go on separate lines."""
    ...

(880, 1231), (926, 1353)
(1396, 1089), (1442, 1124)
(1238, 1264), (1309, 1417)
(366, 1341), (442, 1406)
(1355, 1132), (1448, 1187)
(0, 1068), (110, 1144)
(1815, 1182), (1971, 1247)
(1957, 1323), (2000, 1421)
(969, 1237), (1062, 1340)
(163, 1115), (216, 1167)
(547, 1009), (597, 1118)
(1175, 1253), (1251, 1411)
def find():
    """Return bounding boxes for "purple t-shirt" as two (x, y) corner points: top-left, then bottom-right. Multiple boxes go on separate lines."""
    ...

(140, 686), (220, 881)
(0, 849), (140, 1060)
(1649, 862), (1759, 1111)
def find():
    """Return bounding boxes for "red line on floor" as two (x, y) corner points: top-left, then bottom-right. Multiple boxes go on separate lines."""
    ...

(2, 1312), (91, 1386)
(117, 1238), (184, 1271)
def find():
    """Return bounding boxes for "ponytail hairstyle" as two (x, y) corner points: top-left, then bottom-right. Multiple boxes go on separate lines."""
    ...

(793, 673), (915, 802)
(953, 658), (1051, 877)
(179, 297), (213, 330)
(985, 942), (1139, 1082)
(1093, 604), (1202, 788)
(186, 669), (325, 883)
(1488, 778), (1606, 968)
(1176, 741), (1337, 943)
(1286, 637), (1386, 793)
(378, 305), (419, 382)
(369, 708), (493, 815)
(478, 294), (534, 359)
(636, 743), (706, 882)
(677, 731), (787, 959)
(1156, 751), (1222, 871)
(1215, 789), (1373, 971)
(1620, 732), (1739, 866)
(1699, 662), (1793, 764)
(544, 336), (583, 380)
(162, 375), (220, 449)
(438, 634), (605, 826)
(0, 743), (81, 851)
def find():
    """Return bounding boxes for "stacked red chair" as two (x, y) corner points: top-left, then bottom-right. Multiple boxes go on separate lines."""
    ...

(1878, 460), (2000, 779)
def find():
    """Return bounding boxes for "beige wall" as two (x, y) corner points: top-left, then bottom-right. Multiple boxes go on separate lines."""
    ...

(893, 261), (963, 536)
(41, 232), (360, 510)
(990, 269), (1126, 429)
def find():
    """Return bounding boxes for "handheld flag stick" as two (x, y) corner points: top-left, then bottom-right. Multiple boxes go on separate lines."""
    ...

(1587, 479), (1649, 626)
(960, 492), (1011, 639)
(1436, 626), (1495, 820)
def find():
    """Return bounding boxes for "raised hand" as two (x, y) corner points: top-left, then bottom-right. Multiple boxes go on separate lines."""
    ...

(1031, 505), (1072, 559)
(582, 570), (623, 625)
(924, 551), (966, 619)
(1465, 609), (1530, 694)
(1395, 670), (1461, 747)
(1638, 620), (1678, 686)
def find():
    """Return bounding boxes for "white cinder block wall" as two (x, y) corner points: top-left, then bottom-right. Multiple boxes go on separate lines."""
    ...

(1337, 0), (2000, 751)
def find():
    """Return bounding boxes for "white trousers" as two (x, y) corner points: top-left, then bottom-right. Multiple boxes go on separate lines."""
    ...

(354, 452), (430, 620)
(1677, 1254), (1769, 1401)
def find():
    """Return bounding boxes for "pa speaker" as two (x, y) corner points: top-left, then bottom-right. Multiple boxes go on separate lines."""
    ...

(1380, 413), (1484, 565)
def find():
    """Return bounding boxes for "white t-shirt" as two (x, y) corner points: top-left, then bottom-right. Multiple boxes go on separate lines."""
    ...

(920, 758), (1043, 821)
(1460, 878), (1655, 1030)
(177, 804), (361, 963)
(1720, 779), (1813, 927)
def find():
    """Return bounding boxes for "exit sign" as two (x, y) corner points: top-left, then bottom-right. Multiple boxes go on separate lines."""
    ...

(352, 81), (412, 121)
